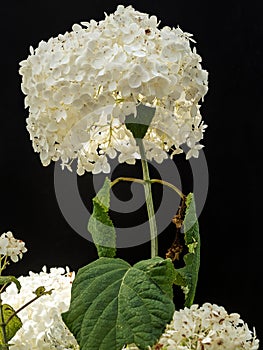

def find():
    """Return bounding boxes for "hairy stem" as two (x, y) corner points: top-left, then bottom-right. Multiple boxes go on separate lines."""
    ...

(150, 179), (185, 200)
(111, 177), (184, 199)
(111, 174), (185, 259)
(110, 177), (145, 188)
(138, 139), (158, 258)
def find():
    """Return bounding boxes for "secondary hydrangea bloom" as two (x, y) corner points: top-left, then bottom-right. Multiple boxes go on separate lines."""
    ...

(0, 231), (27, 263)
(1, 266), (79, 350)
(154, 303), (259, 350)
(19, 5), (208, 175)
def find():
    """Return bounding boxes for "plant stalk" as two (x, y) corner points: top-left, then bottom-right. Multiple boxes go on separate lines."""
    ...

(111, 177), (184, 199)
(138, 139), (158, 258)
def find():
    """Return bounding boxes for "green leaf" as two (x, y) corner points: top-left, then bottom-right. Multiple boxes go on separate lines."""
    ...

(0, 304), (22, 345)
(88, 177), (116, 258)
(33, 286), (53, 297)
(125, 104), (156, 140)
(174, 193), (200, 307)
(0, 276), (21, 293)
(134, 257), (175, 299)
(62, 257), (175, 350)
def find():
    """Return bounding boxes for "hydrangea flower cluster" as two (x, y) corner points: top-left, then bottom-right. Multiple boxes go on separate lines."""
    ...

(1, 266), (79, 350)
(154, 303), (259, 350)
(0, 231), (27, 263)
(19, 5), (208, 175)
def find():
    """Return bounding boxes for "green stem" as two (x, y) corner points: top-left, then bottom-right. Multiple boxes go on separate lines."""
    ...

(110, 177), (145, 188)
(138, 139), (158, 258)
(0, 256), (8, 275)
(4, 295), (39, 326)
(111, 176), (185, 259)
(111, 177), (184, 200)
(150, 179), (185, 200)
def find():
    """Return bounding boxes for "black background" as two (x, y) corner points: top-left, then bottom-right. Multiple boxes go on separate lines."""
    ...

(1, 0), (262, 343)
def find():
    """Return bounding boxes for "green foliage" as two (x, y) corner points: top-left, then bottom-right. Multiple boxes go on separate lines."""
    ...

(33, 286), (53, 297)
(62, 257), (175, 350)
(125, 104), (156, 140)
(88, 177), (116, 258)
(174, 193), (200, 307)
(0, 276), (21, 293)
(134, 257), (175, 299)
(0, 304), (22, 345)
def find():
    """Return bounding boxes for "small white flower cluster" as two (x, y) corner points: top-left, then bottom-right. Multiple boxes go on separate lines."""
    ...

(0, 231), (27, 262)
(1, 266), (79, 350)
(155, 303), (259, 350)
(19, 5), (208, 175)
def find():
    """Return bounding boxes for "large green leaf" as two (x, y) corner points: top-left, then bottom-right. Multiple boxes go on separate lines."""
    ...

(174, 193), (200, 307)
(125, 104), (156, 140)
(0, 304), (22, 345)
(62, 257), (175, 350)
(88, 177), (116, 258)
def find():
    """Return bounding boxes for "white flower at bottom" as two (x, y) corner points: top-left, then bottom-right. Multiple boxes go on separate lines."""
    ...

(1, 266), (79, 350)
(155, 303), (259, 350)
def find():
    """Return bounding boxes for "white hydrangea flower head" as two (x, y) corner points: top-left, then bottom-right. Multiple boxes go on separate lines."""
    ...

(0, 231), (27, 262)
(19, 5), (208, 175)
(154, 303), (259, 350)
(1, 266), (79, 350)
